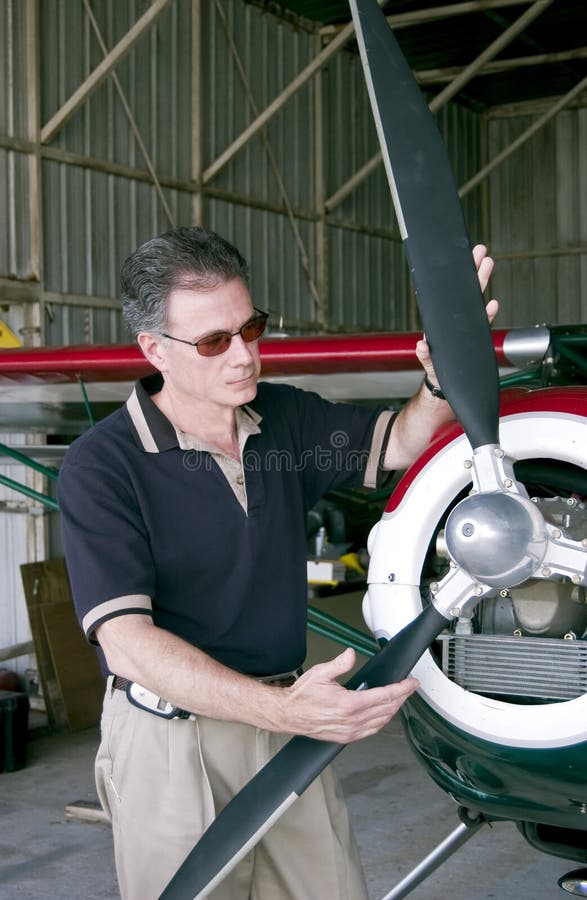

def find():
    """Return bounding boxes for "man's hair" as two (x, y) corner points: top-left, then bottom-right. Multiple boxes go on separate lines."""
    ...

(120, 225), (250, 337)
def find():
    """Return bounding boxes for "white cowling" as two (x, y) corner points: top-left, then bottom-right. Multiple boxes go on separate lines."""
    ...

(364, 405), (587, 749)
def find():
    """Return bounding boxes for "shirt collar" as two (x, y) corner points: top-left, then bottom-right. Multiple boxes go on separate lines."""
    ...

(125, 373), (262, 454)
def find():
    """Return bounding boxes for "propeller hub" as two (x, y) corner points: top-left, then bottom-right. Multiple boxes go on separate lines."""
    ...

(444, 492), (548, 588)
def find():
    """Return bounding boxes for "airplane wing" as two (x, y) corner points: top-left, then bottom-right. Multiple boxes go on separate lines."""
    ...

(0, 330), (511, 432)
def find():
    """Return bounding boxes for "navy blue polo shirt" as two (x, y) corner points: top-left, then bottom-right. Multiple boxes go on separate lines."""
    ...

(58, 376), (395, 676)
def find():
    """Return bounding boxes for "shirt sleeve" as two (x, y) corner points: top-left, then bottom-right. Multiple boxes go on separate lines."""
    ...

(283, 386), (397, 506)
(57, 444), (155, 644)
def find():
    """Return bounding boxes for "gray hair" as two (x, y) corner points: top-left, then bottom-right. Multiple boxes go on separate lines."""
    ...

(120, 225), (250, 338)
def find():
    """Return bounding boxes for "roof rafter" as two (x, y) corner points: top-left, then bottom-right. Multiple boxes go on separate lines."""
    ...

(325, 0), (553, 211)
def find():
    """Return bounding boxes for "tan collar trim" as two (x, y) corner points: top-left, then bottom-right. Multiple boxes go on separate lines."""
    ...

(176, 405), (262, 453)
(126, 387), (160, 453)
(241, 404), (262, 427)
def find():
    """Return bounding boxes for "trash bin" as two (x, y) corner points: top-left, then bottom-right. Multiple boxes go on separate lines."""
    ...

(0, 690), (29, 772)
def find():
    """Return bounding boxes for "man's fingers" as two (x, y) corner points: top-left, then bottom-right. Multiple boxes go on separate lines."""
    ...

(472, 243), (494, 293)
(486, 297), (499, 324)
(335, 646), (356, 673)
(284, 655), (419, 743)
(297, 647), (356, 687)
(363, 677), (419, 708)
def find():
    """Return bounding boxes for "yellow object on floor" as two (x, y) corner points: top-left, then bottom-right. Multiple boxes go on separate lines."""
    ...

(339, 552), (366, 576)
(0, 319), (22, 347)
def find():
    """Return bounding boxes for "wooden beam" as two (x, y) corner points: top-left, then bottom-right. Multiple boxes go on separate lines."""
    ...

(202, 20), (355, 185)
(460, 74), (587, 196)
(40, 0), (173, 145)
(417, 46), (587, 85)
(319, 0), (535, 35)
(81, 0), (176, 227)
(0, 277), (40, 304)
(325, 0), (553, 212)
(0, 641), (35, 663)
(430, 0), (554, 111)
(202, 2), (534, 184)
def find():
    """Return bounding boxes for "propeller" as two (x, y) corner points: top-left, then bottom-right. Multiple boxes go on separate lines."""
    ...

(159, 605), (450, 900)
(350, 0), (500, 450)
(159, 1), (502, 896)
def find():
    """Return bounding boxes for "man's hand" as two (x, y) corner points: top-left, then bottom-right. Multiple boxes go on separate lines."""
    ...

(280, 647), (418, 744)
(416, 243), (499, 382)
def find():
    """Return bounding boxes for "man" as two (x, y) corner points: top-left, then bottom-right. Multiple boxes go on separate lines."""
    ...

(58, 226), (496, 900)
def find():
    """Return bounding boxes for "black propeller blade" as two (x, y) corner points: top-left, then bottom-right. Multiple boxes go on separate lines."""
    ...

(350, 0), (500, 449)
(160, 0), (502, 895)
(159, 605), (449, 900)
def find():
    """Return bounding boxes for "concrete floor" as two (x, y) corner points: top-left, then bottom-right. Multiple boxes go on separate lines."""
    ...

(0, 590), (581, 900)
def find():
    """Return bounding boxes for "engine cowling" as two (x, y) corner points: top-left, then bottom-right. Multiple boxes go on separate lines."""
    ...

(364, 386), (587, 847)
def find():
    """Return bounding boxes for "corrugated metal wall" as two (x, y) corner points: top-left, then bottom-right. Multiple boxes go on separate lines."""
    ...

(40, 0), (195, 344)
(0, 448), (31, 676)
(203, 1), (323, 328)
(488, 104), (587, 326)
(0, 435), (47, 677)
(2, 1), (585, 340)
(0, 0), (34, 280)
(1, 0), (489, 343)
(324, 47), (405, 331)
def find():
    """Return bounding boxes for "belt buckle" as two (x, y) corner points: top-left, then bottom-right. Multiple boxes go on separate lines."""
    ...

(125, 681), (188, 719)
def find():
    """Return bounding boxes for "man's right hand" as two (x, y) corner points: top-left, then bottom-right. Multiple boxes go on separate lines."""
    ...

(280, 647), (418, 744)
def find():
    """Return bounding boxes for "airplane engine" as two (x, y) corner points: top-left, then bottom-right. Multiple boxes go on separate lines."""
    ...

(364, 386), (587, 863)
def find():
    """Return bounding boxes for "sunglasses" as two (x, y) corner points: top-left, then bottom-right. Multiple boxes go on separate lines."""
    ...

(162, 309), (269, 358)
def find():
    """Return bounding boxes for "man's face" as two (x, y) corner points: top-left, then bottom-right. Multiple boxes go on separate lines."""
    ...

(152, 278), (262, 412)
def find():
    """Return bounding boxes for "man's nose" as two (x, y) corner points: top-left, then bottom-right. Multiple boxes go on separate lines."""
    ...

(229, 333), (255, 363)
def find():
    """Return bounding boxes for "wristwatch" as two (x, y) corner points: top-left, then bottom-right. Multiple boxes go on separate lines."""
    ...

(423, 374), (446, 400)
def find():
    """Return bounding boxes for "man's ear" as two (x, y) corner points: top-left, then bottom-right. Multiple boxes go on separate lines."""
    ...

(137, 332), (168, 373)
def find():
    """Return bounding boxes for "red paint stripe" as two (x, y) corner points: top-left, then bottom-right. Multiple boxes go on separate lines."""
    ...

(384, 386), (587, 513)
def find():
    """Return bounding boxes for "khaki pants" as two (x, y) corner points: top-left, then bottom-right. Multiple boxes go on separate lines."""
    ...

(95, 680), (369, 900)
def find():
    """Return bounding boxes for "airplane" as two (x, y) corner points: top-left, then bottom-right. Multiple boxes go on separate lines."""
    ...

(2, 324), (585, 899)
(1, 2), (586, 898)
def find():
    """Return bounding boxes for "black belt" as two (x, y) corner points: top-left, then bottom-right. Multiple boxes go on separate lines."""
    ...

(257, 667), (303, 687)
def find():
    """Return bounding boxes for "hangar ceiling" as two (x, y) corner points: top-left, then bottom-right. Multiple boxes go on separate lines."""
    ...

(247, 0), (587, 110)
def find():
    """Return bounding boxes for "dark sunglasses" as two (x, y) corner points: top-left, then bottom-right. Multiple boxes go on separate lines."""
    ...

(162, 309), (268, 358)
